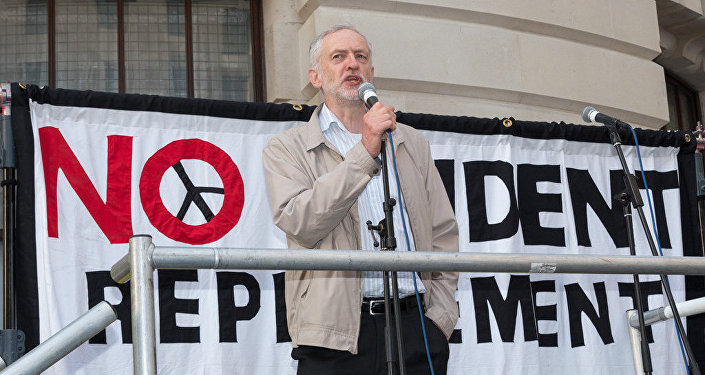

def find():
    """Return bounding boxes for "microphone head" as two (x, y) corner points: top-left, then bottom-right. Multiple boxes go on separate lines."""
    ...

(581, 106), (596, 123)
(358, 82), (376, 101)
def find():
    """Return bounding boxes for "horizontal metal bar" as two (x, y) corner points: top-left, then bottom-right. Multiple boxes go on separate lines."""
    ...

(628, 296), (705, 327)
(0, 301), (117, 375)
(111, 252), (131, 284)
(147, 247), (705, 275)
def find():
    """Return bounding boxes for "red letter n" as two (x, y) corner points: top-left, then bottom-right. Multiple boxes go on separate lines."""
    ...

(39, 127), (133, 244)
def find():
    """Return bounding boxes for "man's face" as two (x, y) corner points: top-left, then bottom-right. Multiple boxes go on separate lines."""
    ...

(309, 29), (374, 103)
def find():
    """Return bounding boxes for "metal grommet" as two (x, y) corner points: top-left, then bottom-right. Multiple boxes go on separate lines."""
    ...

(684, 133), (691, 143)
(502, 118), (513, 127)
(18, 82), (27, 89)
(292, 104), (303, 111)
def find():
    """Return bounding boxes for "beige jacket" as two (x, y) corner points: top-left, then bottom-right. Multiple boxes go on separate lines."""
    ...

(262, 105), (459, 354)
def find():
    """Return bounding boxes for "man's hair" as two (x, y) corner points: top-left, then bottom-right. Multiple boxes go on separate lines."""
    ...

(309, 24), (373, 72)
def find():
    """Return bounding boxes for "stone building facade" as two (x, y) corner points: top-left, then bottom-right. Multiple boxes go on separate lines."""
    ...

(263, 0), (705, 129)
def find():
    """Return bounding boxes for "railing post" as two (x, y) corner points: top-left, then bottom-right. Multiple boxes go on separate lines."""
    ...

(129, 235), (156, 375)
(625, 309), (644, 375)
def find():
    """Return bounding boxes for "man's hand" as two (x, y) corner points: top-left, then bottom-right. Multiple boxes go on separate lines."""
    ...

(362, 102), (397, 158)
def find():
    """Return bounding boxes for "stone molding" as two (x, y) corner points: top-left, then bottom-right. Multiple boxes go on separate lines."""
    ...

(656, 0), (705, 91)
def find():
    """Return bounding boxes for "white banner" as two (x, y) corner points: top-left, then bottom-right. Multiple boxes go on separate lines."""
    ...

(30, 101), (687, 374)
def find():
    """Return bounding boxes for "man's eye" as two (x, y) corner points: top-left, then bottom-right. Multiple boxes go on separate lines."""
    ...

(357, 54), (367, 60)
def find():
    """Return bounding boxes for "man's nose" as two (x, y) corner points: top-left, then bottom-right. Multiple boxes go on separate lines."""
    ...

(346, 55), (359, 70)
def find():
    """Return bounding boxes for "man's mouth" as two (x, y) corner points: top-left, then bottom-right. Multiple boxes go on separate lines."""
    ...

(344, 76), (362, 85)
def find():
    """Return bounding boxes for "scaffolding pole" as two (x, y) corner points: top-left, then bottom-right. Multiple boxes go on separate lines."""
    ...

(129, 235), (156, 375)
(0, 301), (117, 375)
(112, 245), (705, 284)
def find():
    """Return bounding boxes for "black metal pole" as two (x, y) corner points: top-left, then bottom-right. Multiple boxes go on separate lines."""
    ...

(382, 269), (395, 375)
(2, 168), (16, 330)
(698, 198), (705, 256)
(617, 192), (652, 375)
(608, 127), (701, 375)
(694, 141), (705, 255)
(379, 134), (405, 375)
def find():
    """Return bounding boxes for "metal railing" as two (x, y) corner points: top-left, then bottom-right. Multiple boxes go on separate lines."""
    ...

(111, 234), (705, 375)
(0, 301), (117, 375)
(0, 233), (700, 374)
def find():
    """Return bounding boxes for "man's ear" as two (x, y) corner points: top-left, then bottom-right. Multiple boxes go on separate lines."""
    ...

(308, 68), (322, 89)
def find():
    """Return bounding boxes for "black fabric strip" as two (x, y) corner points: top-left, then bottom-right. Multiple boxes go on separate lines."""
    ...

(24, 85), (694, 149)
(678, 151), (705, 365)
(25, 85), (316, 123)
(11, 83), (39, 350)
(396, 112), (694, 149)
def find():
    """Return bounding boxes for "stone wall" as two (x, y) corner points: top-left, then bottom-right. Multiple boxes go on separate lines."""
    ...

(263, 0), (687, 128)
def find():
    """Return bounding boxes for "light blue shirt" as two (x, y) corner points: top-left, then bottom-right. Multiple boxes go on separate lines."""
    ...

(318, 104), (425, 298)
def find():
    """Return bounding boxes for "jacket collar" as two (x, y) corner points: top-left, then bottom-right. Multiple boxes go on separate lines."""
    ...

(303, 105), (328, 152)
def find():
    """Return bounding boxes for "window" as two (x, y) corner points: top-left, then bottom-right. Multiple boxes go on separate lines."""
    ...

(169, 56), (187, 95)
(166, 0), (184, 36)
(221, 72), (248, 101)
(0, 0), (49, 86)
(25, 0), (47, 35)
(192, 2), (252, 100)
(55, 0), (118, 92)
(221, 7), (249, 55)
(664, 72), (702, 131)
(23, 62), (45, 84)
(0, 0), (264, 101)
(124, 0), (186, 96)
(97, 0), (117, 29)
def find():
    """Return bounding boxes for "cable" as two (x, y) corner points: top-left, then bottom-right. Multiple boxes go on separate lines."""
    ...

(628, 126), (690, 374)
(387, 130), (436, 375)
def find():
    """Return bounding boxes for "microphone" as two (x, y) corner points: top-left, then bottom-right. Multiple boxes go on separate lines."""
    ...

(581, 106), (631, 129)
(358, 82), (379, 108)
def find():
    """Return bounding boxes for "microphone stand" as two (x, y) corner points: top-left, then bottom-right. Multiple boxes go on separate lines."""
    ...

(367, 131), (406, 375)
(616, 190), (652, 375)
(605, 124), (701, 375)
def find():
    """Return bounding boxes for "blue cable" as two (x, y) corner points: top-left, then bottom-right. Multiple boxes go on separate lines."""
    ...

(627, 126), (690, 374)
(387, 130), (436, 375)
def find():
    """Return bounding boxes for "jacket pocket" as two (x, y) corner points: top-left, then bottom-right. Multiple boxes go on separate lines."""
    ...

(287, 271), (312, 315)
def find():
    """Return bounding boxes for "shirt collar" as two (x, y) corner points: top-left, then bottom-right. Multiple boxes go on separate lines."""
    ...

(318, 103), (358, 137)
(318, 103), (340, 133)
(318, 103), (335, 133)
